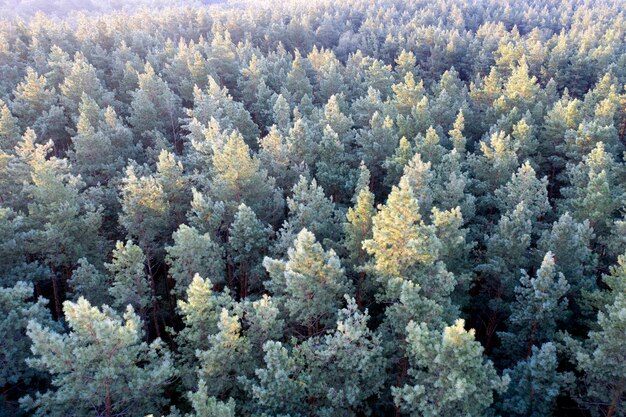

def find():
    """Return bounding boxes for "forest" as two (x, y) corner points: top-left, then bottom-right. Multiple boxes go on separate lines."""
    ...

(0, 0), (625, 416)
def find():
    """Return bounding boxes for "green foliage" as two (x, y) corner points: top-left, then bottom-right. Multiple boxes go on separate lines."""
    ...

(166, 224), (225, 296)
(500, 343), (574, 417)
(207, 130), (284, 226)
(247, 297), (384, 416)
(2, 1), (626, 416)
(106, 240), (151, 316)
(499, 252), (570, 360)
(0, 282), (57, 386)
(21, 298), (175, 417)
(393, 319), (509, 417)
(227, 203), (271, 297)
(264, 228), (352, 333)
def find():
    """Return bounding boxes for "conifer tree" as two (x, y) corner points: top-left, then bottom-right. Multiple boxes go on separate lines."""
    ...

(500, 343), (574, 417)
(16, 129), (105, 316)
(186, 77), (259, 146)
(560, 142), (624, 234)
(156, 149), (190, 230)
(0, 100), (20, 152)
(272, 93), (291, 133)
(538, 212), (597, 296)
(495, 161), (551, 221)
(119, 164), (170, 250)
(166, 224), (225, 297)
(186, 188), (226, 237)
(564, 290), (626, 417)
(363, 178), (440, 281)
(59, 52), (111, 116)
(284, 50), (313, 105)
(21, 298), (175, 417)
(499, 252), (570, 360)
(175, 274), (234, 389)
(11, 68), (57, 131)
(355, 112), (399, 184)
(315, 124), (354, 202)
(196, 295), (283, 405)
(106, 240), (152, 323)
(257, 125), (307, 192)
(0, 281), (56, 387)
(264, 228), (351, 335)
(68, 258), (111, 307)
(247, 297), (384, 416)
(383, 136), (413, 188)
(227, 204), (271, 298)
(343, 164), (376, 304)
(208, 130), (284, 226)
(128, 63), (182, 145)
(393, 319), (509, 417)
(175, 379), (235, 417)
(274, 176), (342, 255)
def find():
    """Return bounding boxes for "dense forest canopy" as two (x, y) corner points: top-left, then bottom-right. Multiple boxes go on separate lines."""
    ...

(0, 0), (225, 19)
(1, 0), (626, 416)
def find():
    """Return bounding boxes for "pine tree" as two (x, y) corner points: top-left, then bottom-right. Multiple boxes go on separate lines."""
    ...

(186, 78), (259, 146)
(355, 112), (399, 184)
(560, 142), (624, 234)
(272, 93), (291, 133)
(264, 228), (351, 335)
(128, 62), (182, 145)
(0, 99), (20, 152)
(350, 86), (385, 128)
(186, 188), (226, 237)
(344, 163), (375, 265)
(383, 136), (413, 188)
(106, 240), (152, 322)
(246, 297), (384, 416)
(495, 161), (551, 221)
(68, 95), (122, 186)
(206, 29), (239, 93)
(363, 178), (440, 280)
(257, 125), (308, 192)
(499, 252), (570, 360)
(68, 258), (111, 307)
(314, 124), (354, 202)
(175, 379), (235, 417)
(11, 68), (57, 131)
(500, 343), (574, 417)
(274, 175), (342, 255)
(119, 164), (170, 249)
(244, 340), (307, 415)
(16, 129), (105, 316)
(564, 290), (626, 417)
(21, 298), (175, 417)
(392, 319), (509, 417)
(166, 224), (225, 297)
(208, 130), (284, 226)
(391, 72), (425, 117)
(59, 52), (111, 116)
(227, 204), (271, 298)
(321, 94), (353, 145)
(175, 274), (234, 389)
(538, 212), (597, 296)
(156, 149), (190, 226)
(284, 50), (313, 105)
(0, 281), (57, 387)
(398, 152), (435, 217)
(197, 308), (252, 400)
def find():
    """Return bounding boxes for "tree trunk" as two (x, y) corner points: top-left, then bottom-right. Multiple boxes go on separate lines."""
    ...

(606, 381), (624, 417)
(52, 277), (62, 318)
(145, 250), (161, 339)
(105, 384), (112, 417)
